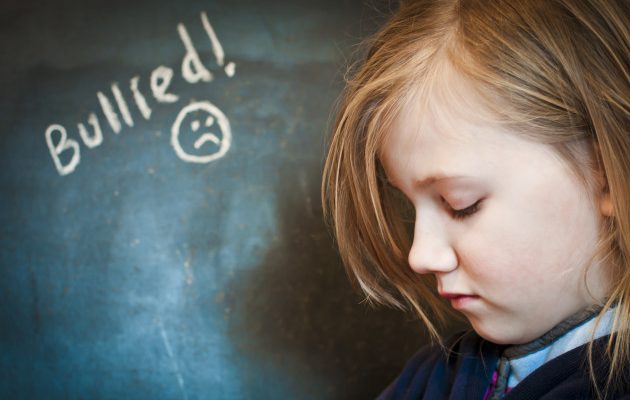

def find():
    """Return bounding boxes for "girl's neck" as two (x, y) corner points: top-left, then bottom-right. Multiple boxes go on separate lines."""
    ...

(504, 304), (606, 358)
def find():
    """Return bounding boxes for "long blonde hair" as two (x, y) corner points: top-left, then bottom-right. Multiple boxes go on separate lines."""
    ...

(322, 0), (629, 395)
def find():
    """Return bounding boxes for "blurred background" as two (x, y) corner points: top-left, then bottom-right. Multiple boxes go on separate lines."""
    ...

(0, 0), (433, 398)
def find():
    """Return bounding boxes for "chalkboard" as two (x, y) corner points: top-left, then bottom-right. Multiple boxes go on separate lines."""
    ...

(0, 1), (435, 398)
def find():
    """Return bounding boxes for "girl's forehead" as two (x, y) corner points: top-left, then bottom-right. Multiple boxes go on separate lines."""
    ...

(383, 69), (503, 155)
(378, 70), (556, 188)
(422, 66), (500, 126)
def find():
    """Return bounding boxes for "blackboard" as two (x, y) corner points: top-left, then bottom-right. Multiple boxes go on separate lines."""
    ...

(0, 1), (433, 398)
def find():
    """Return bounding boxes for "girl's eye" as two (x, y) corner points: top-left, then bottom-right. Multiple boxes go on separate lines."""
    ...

(442, 198), (482, 220)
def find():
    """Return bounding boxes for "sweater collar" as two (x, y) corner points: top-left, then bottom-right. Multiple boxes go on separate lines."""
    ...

(505, 305), (615, 389)
(485, 304), (616, 399)
(503, 304), (604, 359)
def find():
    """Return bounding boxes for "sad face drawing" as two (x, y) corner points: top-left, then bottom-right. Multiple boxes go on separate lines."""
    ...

(170, 101), (232, 163)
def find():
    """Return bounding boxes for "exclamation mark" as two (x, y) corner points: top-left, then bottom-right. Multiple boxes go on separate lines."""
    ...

(201, 11), (236, 78)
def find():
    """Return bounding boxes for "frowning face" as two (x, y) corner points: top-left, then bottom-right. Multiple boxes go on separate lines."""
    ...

(379, 65), (612, 345)
(170, 101), (231, 163)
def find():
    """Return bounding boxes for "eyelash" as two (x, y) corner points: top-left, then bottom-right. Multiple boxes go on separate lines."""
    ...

(444, 198), (482, 220)
(388, 184), (482, 221)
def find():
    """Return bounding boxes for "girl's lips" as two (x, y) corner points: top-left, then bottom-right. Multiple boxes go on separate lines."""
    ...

(439, 292), (480, 310)
(439, 292), (475, 299)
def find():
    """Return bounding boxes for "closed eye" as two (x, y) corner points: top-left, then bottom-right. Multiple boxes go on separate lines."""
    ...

(443, 198), (483, 220)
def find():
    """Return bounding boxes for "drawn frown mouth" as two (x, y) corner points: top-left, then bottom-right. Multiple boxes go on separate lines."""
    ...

(190, 116), (221, 148)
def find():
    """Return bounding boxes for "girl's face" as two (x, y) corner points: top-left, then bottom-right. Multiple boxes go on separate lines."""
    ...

(380, 70), (611, 345)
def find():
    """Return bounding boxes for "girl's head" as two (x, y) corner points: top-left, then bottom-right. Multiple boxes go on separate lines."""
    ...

(322, 0), (628, 382)
(379, 59), (612, 345)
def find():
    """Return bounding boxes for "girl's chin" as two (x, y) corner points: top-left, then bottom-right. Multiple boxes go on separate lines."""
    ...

(468, 318), (535, 345)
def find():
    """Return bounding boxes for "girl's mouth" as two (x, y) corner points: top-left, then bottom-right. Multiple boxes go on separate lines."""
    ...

(439, 292), (480, 310)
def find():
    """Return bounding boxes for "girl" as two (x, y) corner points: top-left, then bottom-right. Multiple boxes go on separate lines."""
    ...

(322, 1), (629, 399)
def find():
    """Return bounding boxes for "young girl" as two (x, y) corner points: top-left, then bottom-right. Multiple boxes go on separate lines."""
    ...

(322, 0), (629, 398)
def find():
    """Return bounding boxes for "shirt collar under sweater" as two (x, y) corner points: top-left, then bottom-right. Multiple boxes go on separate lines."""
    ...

(486, 305), (616, 400)
(507, 306), (615, 389)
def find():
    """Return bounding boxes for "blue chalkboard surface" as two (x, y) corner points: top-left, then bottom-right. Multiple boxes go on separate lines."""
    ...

(0, 0), (432, 398)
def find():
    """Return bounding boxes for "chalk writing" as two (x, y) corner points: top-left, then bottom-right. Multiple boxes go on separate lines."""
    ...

(151, 66), (179, 104)
(45, 11), (236, 176)
(201, 11), (236, 78)
(130, 76), (152, 120)
(178, 22), (213, 84)
(45, 124), (80, 176)
(77, 113), (103, 149)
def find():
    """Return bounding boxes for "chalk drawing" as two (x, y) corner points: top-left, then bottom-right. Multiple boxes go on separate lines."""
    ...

(183, 257), (194, 286)
(46, 124), (80, 176)
(45, 11), (236, 175)
(158, 319), (188, 400)
(171, 101), (231, 163)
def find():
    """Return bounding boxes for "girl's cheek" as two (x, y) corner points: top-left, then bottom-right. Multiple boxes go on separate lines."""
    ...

(457, 204), (525, 276)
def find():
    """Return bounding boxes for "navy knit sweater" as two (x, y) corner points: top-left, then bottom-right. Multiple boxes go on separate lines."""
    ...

(378, 331), (630, 399)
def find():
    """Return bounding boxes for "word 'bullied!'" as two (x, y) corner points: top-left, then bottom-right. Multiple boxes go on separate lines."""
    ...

(45, 12), (236, 176)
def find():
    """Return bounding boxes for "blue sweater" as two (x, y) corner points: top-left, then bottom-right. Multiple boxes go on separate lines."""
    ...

(377, 331), (630, 399)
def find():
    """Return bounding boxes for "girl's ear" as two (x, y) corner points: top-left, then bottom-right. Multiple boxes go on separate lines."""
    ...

(594, 140), (614, 217)
(599, 190), (613, 217)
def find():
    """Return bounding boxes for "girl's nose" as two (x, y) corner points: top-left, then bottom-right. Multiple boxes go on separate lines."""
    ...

(408, 217), (458, 275)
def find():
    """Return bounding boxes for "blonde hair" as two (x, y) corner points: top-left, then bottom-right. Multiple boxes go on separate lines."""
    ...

(322, 0), (629, 395)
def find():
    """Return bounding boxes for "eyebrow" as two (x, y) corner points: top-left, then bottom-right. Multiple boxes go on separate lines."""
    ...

(414, 174), (471, 188)
(386, 174), (471, 191)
